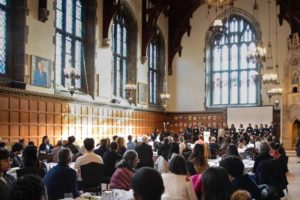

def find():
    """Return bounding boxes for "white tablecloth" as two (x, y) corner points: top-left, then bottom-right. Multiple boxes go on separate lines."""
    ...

(208, 159), (254, 173)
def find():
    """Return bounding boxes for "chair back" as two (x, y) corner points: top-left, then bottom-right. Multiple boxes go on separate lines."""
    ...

(81, 162), (105, 187)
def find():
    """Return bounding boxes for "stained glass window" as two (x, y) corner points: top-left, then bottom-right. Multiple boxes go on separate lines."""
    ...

(208, 15), (260, 106)
(55, 0), (82, 88)
(0, 1), (8, 74)
(148, 34), (160, 105)
(112, 13), (128, 98)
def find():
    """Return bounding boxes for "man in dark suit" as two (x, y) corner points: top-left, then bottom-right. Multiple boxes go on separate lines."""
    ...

(135, 135), (153, 169)
(94, 138), (109, 158)
(44, 148), (79, 200)
(103, 142), (122, 177)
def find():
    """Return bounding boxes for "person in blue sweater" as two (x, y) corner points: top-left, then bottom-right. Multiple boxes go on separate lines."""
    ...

(44, 148), (79, 200)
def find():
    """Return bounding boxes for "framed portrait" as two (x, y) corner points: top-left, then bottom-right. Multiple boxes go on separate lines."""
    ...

(138, 82), (147, 104)
(31, 55), (52, 88)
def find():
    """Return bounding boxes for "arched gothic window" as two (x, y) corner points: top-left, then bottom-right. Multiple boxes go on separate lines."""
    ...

(206, 14), (260, 107)
(112, 13), (129, 98)
(0, 1), (9, 74)
(148, 29), (165, 105)
(55, 0), (83, 89)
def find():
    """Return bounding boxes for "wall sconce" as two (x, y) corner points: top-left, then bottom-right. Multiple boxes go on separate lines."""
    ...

(267, 87), (283, 103)
(64, 67), (81, 96)
(125, 83), (137, 105)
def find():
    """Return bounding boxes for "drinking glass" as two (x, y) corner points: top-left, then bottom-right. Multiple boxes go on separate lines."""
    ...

(64, 193), (73, 200)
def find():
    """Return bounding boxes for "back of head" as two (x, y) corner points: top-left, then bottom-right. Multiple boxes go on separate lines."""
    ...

(0, 142), (7, 149)
(0, 148), (10, 160)
(131, 167), (164, 200)
(260, 141), (270, 154)
(202, 167), (230, 200)
(142, 135), (148, 143)
(12, 143), (23, 153)
(230, 190), (251, 200)
(128, 135), (132, 141)
(56, 140), (63, 146)
(211, 137), (216, 143)
(84, 138), (95, 151)
(110, 142), (119, 151)
(220, 156), (244, 178)
(226, 144), (239, 157)
(169, 155), (187, 175)
(9, 175), (47, 200)
(22, 146), (38, 167)
(58, 148), (72, 165)
(68, 136), (76, 144)
(118, 150), (138, 169)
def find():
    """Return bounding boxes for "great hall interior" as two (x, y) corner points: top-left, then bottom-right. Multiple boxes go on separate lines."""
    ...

(1, 0), (300, 199)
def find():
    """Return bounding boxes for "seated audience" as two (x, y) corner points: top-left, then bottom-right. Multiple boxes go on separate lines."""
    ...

(253, 141), (273, 173)
(116, 137), (127, 155)
(201, 167), (230, 200)
(168, 142), (180, 160)
(161, 155), (197, 200)
(39, 135), (53, 153)
(221, 136), (232, 150)
(0, 149), (16, 200)
(11, 142), (24, 168)
(75, 138), (103, 179)
(110, 150), (139, 191)
(44, 148), (79, 200)
(220, 156), (261, 200)
(237, 139), (247, 153)
(17, 146), (47, 178)
(127, 135), (136, 150)
(9, 175), (47, 200)
(154, 153), (169, 174)
(131, 167), (165, 200)
(19, 139), (27, 149)
(224, 144), (240, 158)
(208, 137), (219, 159)
(270, 142), (280, 159)
(103, 142), (122, 177)
(187, 144), (208, 175)
(230, 190), (252, 200)
(158, 137), (170, 160)
(135, 136), (153, 168)
(94, 138), (109, 158)
(64, 136), (79, 154)
(51, 140), (63, 163)
(179, 136), (186, 155)
(0, 142), (7, 149)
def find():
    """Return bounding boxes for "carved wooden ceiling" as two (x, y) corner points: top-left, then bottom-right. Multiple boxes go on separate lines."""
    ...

(103, 0), (300, 75)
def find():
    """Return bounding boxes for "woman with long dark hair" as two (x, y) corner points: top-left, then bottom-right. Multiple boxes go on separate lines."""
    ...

(202, 167), (230, 200)
(187, 144), (208, 175)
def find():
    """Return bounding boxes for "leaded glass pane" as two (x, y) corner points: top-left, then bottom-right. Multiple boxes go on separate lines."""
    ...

(231, 44), (238, 70)
(0, 9), (6, 74)
(213, 47), (220, 71)
(56, 10), (63, 30)
(66, 0), (73, 34)
(221, 46), (228, 70)
(0, 0), (6, 6)
(122, 60), (127, 97)
(154, 72), (157, 104)
(249, 70), (257, 103)
(75, 40), (82, 88)
(213, 73), (221, 105)
(240, 44), (247, 69)
(230, 72), (238, 104)
(149, 72), (153, 103)
(221, 72), (228, 104)
(116, 57), (121, 97)
(76, 20), (82, 37)
(117, 24), (121, 54)
(57, 0), (62, 10)
(55, 33), (63, 85)
(240, 71), (248, 104)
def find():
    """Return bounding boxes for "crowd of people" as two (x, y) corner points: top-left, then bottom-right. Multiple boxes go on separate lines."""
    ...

(0, 122), (292, 200)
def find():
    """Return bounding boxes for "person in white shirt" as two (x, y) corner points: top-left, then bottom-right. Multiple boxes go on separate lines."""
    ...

(161, 155), (197, 200)
(178, 136), (186, 156)
(74, 138), (103, 179)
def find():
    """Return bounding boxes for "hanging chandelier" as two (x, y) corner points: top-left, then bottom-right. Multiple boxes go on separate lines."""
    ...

(160, 74), (170, 109)
(246, 41), (267, 63)
(205, 0), (235, 9)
